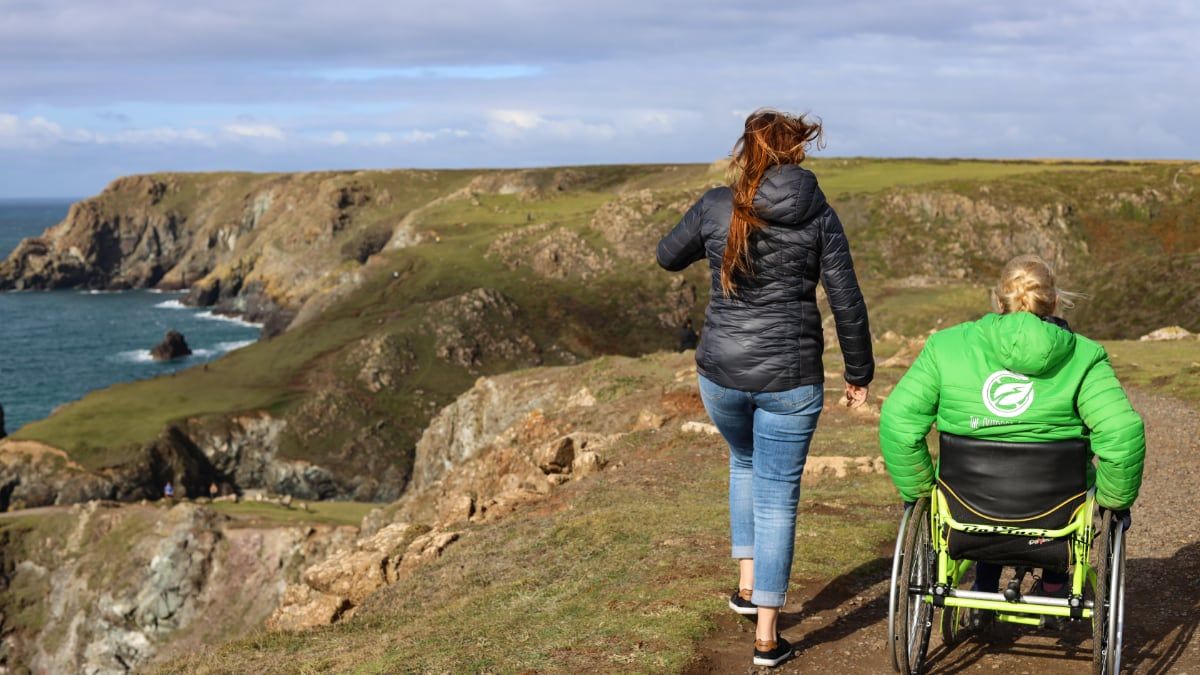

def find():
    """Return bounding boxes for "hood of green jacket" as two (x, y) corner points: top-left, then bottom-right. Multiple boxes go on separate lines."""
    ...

(977, 312), (1077, 376)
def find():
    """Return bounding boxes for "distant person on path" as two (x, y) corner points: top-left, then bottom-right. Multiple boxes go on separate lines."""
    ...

(879, 255), (1145, 624)
(676, 318), (699, 352)
(163, 481), (174, 500)
(657, 109), (874, 668)
(209, 482), (220, 499)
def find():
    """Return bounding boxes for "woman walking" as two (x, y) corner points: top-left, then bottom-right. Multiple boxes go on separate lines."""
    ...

(656, 109), (874, 667)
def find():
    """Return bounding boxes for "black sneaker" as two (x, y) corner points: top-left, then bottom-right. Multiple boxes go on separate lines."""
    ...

(753, 634), (794, 667)
(1031, 578), (1070, 630)
(729, 588), (757, 615)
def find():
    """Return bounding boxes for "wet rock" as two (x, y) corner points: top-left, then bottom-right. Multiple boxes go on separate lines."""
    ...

(0, 402), (5, 439)
(151, 330), (193, 361)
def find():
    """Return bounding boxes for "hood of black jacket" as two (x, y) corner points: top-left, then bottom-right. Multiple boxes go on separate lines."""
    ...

(751, 164), (827, 226)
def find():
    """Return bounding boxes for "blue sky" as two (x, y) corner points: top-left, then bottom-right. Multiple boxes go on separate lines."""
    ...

(1, 0), (1197, 197)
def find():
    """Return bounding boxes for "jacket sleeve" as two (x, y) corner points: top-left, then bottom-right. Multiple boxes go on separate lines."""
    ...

(819, 207), (874, 386)
(879, 340), (939, 502)
(656, 193), (707, 272)
(1077, 350), (1145, 510)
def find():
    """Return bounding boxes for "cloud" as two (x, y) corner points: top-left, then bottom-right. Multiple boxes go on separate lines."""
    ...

(221, 122), (286, 141)
(0, 1), (1197, 196)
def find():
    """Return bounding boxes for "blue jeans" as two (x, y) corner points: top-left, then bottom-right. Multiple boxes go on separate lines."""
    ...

(698, 374), (824, 608)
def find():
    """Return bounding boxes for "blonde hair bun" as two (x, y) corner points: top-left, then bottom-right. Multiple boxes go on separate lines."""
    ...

(994, 254), (1079, 317)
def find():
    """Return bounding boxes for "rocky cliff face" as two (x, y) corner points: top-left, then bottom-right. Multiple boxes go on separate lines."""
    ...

(0, 501), (354, 673)
(267, 354), (652, 632)
(0, 170), (473, 332)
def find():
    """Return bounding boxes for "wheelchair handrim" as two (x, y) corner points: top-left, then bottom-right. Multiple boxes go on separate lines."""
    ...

(888, 504), (914, 672)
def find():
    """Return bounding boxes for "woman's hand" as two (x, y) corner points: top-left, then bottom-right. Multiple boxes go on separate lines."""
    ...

(843, 383), (869, 408)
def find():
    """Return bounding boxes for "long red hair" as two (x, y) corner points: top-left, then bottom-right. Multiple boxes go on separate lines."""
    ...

(722, 109), (823, 296)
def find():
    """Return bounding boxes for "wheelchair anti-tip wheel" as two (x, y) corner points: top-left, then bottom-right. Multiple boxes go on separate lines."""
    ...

(1093, 509), (1127, 675)
(890, 497), (934, 674)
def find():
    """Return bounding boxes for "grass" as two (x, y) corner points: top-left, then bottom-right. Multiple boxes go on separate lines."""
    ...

(161, 422), (899, 674)
(208, 500), (377, 527)
(11, 159), (1196, 484)
(1103, 339), (1200, 406)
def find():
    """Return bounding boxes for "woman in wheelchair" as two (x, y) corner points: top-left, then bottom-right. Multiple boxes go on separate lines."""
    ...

(878, 255), (1145, 673)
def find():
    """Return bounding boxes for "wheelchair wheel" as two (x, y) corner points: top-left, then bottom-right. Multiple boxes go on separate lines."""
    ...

(891, 497), (934, 674)
(940, 598), (967, 647)
(1092, 511), (1127, 675)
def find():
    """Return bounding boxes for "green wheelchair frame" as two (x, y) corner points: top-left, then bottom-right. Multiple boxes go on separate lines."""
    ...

(887, 487), (1126, 675)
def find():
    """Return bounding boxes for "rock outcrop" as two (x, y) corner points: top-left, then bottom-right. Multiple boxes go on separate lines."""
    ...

(1140, 325), (1194, 341)
(268, 359), (631, 632)
(0, 500), (354, 673)
(150, 330), (192, 361)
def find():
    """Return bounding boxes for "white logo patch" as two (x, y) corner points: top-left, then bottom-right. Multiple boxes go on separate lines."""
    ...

(982, 370), (1035, 418)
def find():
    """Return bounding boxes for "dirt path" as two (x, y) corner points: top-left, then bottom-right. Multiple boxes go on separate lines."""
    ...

(687, 390), (1200, 674)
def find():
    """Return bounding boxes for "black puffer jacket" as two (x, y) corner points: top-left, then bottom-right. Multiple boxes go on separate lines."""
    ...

(656, 165), (873, 391)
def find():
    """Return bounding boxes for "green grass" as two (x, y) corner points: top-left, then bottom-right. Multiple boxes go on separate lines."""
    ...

(12, 159), (1195, 482)
(161, 426), (899, 674)
(1103, 339), (1200, 406)
(208, 500), (376, 527)
(808, 157), (1139, 199)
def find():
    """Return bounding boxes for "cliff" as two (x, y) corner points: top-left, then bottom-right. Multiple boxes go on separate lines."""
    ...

(2, 160), (1196, 512)
(0, 500), (358, 673)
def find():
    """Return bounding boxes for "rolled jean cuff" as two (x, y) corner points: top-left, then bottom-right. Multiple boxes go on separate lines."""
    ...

(751, 589), (786, 608)
(731, 545), (754, 559)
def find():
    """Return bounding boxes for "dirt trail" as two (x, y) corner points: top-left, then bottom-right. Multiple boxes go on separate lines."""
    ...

(687, 390), (1200, 674)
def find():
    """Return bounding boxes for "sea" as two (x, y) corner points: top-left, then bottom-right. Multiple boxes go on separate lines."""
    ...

(0, 199), (261, 434)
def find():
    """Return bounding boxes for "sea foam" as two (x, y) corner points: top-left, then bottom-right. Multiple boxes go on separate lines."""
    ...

(196, 311), (263, 328)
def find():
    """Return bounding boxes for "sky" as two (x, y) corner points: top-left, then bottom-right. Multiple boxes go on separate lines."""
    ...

(1, 0), (1197, 198)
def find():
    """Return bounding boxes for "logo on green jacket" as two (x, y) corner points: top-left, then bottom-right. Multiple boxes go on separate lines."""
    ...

(982, 370), (1035, 418)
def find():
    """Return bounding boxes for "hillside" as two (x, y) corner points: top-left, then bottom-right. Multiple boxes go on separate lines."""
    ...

(0, 159), (1196, 512)
(0, 157), (1197, 672)
(150, 341), (1200, 674)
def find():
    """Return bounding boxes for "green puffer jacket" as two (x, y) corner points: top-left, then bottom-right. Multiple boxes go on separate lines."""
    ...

(879, 312), (1145, 510)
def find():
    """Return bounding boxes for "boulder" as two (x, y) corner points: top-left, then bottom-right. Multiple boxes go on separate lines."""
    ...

(1139, 325), (1194, 341)
(0, 402), (5, 438)
(151, 330), (193, 361)
(571, 451), (606, 478)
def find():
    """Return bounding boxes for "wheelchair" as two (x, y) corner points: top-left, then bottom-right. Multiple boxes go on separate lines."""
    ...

(887, 433), (1127, 674)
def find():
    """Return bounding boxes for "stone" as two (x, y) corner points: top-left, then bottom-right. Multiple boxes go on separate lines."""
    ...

(266, 584), (351, 632)
(1139, 325), (1193, 341)
(633, 409), (665, 431)
(566, 387), (597, 408)
(680, 421), (719, 436)
(535, 436), (577, 474)
(436, 494), (475, 526)
(571, 451), (606, 478)
(150, 330), (192, 361)
(302, 549), (389, 604)
(0, 402), (5, 439)
(396, 531), (460, 577)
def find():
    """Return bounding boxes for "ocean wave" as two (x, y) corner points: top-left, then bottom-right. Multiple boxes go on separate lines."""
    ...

(196, 311), (263, 328)
(192, 348), (216, 358)
(147, 289), (185, 294)
(80, 289), (118, 295)
(217, 339), (255, 352)
(115, 349), (155, 363)
(154, 299), (188, 309)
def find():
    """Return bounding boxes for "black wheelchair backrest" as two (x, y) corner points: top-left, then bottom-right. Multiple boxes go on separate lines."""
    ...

(937, 432), (1089, 523)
